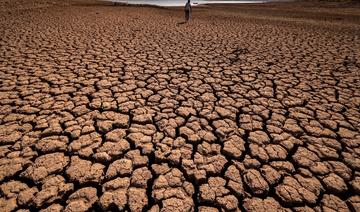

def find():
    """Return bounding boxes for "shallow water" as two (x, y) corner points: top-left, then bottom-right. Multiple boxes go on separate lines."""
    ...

(109, 0), (268, 7)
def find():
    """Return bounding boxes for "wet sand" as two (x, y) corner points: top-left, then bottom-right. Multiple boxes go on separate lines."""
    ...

(1, 0), (360, 211)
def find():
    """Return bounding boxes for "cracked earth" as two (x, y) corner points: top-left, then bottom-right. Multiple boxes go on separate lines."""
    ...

(1, 0), (360, 211)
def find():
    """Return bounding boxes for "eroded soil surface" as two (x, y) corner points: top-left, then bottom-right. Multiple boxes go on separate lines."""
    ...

(1, 0), (360, 211)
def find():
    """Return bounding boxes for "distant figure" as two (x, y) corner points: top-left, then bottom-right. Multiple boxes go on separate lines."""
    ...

(185, 0), (192, 22)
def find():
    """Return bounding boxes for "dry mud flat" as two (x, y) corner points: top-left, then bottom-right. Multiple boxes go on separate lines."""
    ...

(0, 0), (360, 211)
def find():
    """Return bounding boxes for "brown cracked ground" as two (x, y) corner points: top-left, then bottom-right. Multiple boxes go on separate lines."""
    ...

(1, 0), (360, 211)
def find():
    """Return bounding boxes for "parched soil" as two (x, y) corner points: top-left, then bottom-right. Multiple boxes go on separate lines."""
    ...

(1, 0), (360, 211)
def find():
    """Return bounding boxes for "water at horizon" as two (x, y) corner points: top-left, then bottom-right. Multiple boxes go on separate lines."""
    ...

(109, 0), (268, 7)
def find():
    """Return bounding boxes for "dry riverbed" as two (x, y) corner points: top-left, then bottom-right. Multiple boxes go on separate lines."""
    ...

(0, 0), (360, 211)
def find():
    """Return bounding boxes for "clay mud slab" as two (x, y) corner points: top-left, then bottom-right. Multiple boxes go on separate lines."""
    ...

(0, 0), (360, 211)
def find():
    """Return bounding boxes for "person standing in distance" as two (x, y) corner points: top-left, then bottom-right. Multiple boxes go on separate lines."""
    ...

(185, 0), (192, 22)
